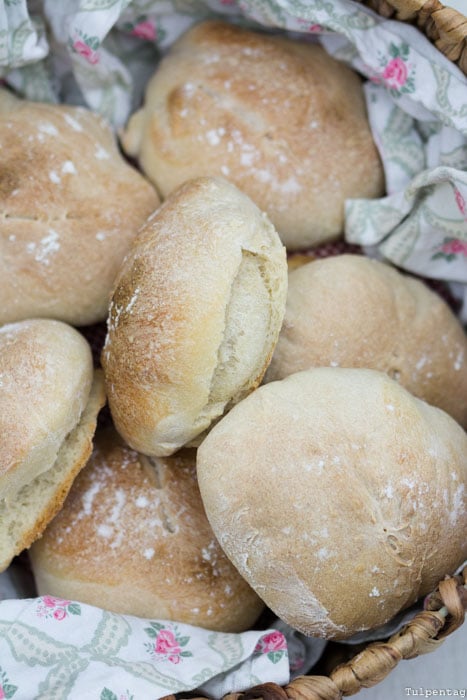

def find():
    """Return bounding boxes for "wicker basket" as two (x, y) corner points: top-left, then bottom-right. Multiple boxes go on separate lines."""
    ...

(161, 2), (467, 698)
(359, 0), (467, 74)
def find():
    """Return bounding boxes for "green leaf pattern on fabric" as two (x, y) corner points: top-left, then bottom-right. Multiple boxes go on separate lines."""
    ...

(0, 599), (290, 698)
(101, 689), (134, 700)
(101, 689), (118, 700)
(0, 666), (18, 699)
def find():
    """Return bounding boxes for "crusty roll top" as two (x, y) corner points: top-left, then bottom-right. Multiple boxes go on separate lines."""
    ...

(197, 367), (467, 639)
(30, 429), (264, 632)
(265, 255), (467, 428)
(0, 90), (159, 326)
(102, 176), (287, 456)
(121, 19), (384, 249)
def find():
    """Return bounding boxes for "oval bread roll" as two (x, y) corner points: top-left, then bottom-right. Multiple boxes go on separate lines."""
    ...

(0, 319), (106, 571)
(30, 429), (264, 632)
(120, 20), (385, 250)
(102, 176), (288, 456)
(0, 89), (159, 326)
(265, 255), (467, 428)
(197, 367), (467, 639)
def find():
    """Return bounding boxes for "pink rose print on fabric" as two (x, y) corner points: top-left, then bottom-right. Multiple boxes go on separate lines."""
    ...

(36, 596), (81, 620)
(122, 16), (166, 45)
(254, 630), (288, 664)
(53, 608), (67, 621)
(131, 21), (156, 41)
(71, 34), (100, 65)
(42, 595), (71, 608)
(432, 236), (467, 262)
(454, 188), (467, 219)
(377, 43), (414, 96)
(290, 654), (306, 672)
(155, 629), (182, 664)
(382, 57), (408, 89)
(260, 631), (288, 652)
(296, 18), (324, 33)
(73, 40), (99, 64)
(144, 622), (193, 663)
(442, 239), (467, 255)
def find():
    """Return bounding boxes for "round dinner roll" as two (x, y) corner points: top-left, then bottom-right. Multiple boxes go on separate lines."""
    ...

(265, 255), (467, 428)
(0, 89), (159, 326)
(120, 20), (385, 250)
(102, 176), (287, 456)
(197, 367), (467, 640)
(29, 428), (264, 632)
(0, 319), (106, 572)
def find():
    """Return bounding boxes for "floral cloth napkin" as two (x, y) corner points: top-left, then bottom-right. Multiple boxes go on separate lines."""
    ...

(0, 0), (467, 696)
(0, 594), (290, 700)
(0, 558), (320, 699)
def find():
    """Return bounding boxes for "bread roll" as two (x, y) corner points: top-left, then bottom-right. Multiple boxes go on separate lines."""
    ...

(30, 428), (264, 632)
(0, 319), (106, 571)
(0, 89), (159, 326)
(102, 176), (287, 456)
(265, 255), (467, 428)
(120, 20), (385, 250)
(197, 367), (467, 639)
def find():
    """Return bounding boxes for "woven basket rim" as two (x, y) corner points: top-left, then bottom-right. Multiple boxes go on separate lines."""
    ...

(357, 0), (467, 74)
(164, 567), (467, 700)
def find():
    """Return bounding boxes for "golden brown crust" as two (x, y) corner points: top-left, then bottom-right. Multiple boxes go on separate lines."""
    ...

(197, 367), (467, 639)
(0, 319), (94, 494)
(102, 176), (287, 456)
(0, 90), (159, 326)
(121, 20), (385, 249)
(0, 319), (106, 571)
(0, 370), (105, 571)
(0, 368), (106, 572)
(30, 428), (264, 632)
(265, 255), (467, 428)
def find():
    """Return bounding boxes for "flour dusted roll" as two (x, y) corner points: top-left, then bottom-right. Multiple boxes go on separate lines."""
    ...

(102, 176), (287, 456)
(197, 367), (467, 639)
(265, 255), (467, 428)
(30, 428), (264, 632)
(0, 89), (159, 326)
(0, 319), (106, 571)
(121, 20), (385, 249)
